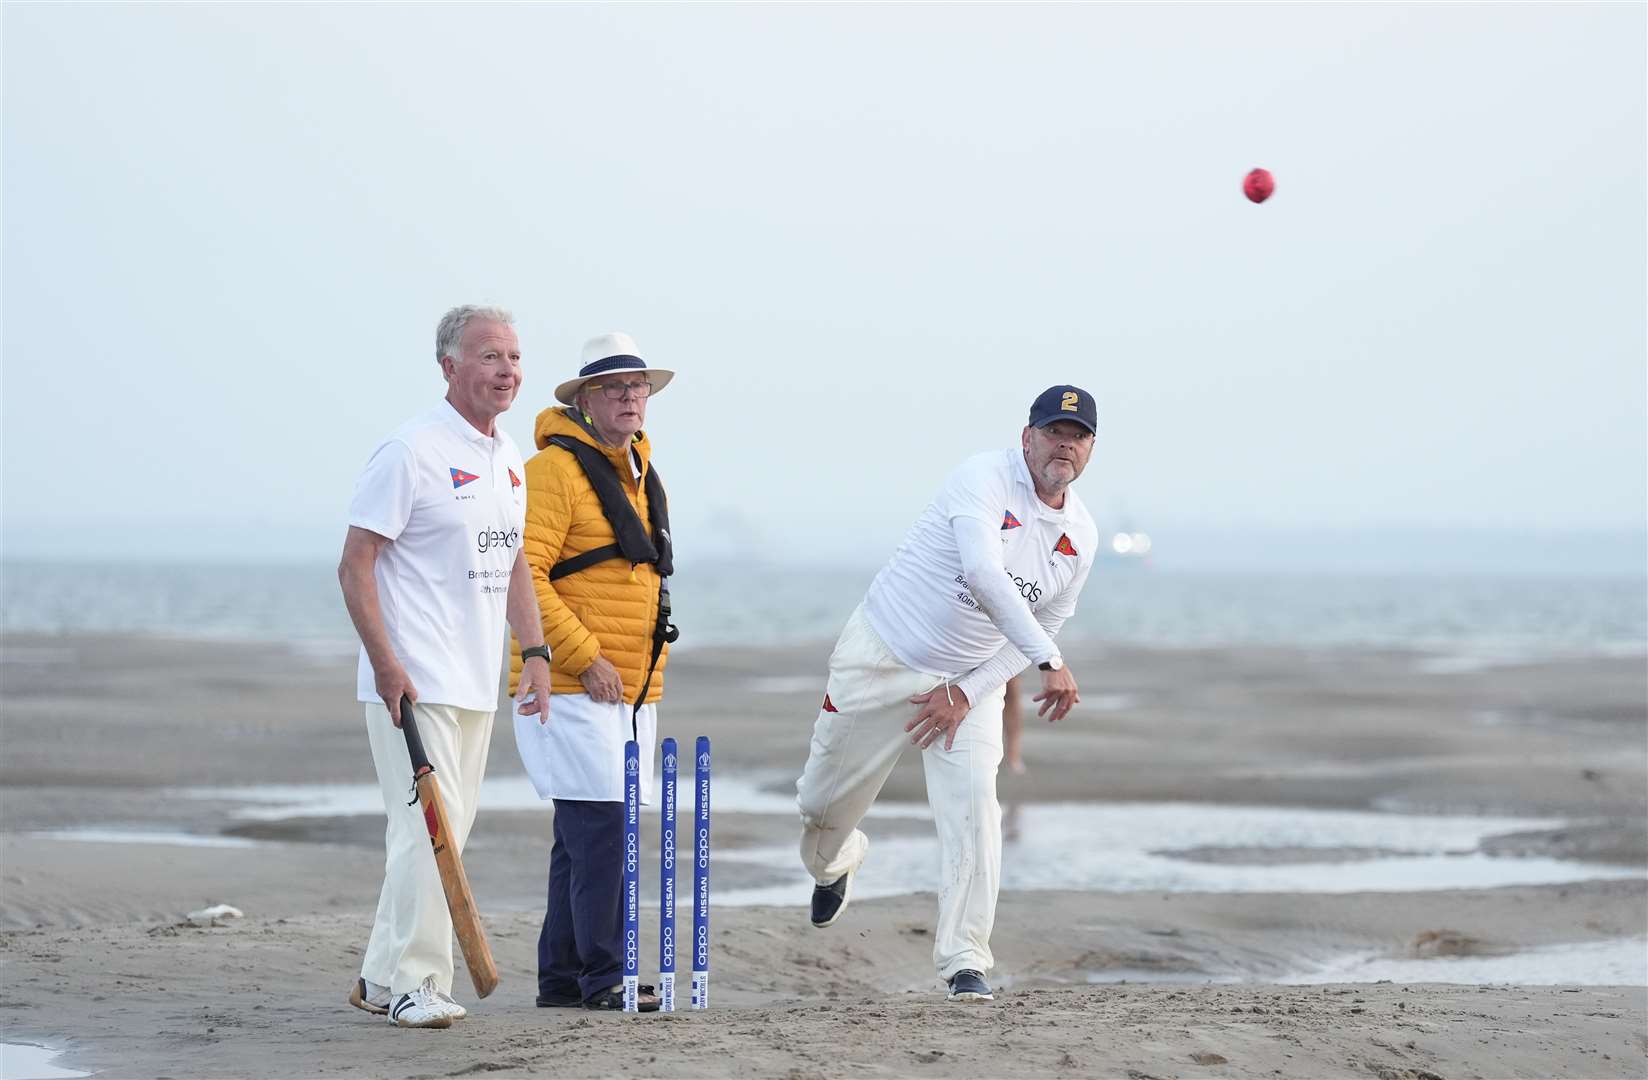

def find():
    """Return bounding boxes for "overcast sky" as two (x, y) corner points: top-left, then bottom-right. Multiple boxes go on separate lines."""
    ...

(3, 3), (1643, 571)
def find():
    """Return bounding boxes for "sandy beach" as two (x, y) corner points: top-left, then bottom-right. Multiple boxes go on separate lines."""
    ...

(1, 632), (1644, 1078)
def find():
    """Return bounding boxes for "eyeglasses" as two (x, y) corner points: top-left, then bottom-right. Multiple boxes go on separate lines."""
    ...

(584, 378), (653, 400)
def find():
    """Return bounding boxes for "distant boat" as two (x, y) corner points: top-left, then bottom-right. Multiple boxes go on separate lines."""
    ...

(1098, 513), (1153, 564)
(1105, 528), (1153, 561)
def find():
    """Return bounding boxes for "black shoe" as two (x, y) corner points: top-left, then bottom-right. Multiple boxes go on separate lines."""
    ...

(946, 969), (994, 1002)
(583, 983), (660, 1012)
(535, 992), (582, 1008)
(811, 869), (857, 928)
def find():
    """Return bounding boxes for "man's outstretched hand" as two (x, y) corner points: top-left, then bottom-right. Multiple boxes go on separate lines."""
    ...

(1032, 666), (1080, 722)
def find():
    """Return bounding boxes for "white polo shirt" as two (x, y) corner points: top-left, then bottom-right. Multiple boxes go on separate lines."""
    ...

(863, 448), (1098, 679)
(348, 400), (527, 712)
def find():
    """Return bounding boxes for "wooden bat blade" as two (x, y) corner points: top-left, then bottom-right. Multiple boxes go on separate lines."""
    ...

(416, 772), (500, 998)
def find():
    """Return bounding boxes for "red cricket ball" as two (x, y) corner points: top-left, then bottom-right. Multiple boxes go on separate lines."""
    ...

(1243, 167), (1275, 204)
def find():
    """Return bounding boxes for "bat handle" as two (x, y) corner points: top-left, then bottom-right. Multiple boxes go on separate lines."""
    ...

(400, 694), (433, 777)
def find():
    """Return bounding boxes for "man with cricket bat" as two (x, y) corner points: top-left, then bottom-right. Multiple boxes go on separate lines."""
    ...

(338, 305), (553, 1029)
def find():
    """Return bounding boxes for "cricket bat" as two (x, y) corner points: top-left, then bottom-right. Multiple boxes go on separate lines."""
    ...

(399, 695), (499, 998)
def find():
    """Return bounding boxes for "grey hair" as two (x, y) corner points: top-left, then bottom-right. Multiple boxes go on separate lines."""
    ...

(435, 305), (514, 364)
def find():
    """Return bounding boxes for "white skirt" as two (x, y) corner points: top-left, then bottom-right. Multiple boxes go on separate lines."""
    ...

(513, 692), (658, 803)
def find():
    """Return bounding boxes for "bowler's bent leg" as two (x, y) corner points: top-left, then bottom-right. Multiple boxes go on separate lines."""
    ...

(795, 607), (927, 884)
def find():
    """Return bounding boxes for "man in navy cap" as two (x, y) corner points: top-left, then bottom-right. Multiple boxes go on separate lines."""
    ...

(792, 386), (1100, 1003)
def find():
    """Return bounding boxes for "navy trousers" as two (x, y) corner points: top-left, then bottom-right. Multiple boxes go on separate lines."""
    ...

(538, 798), (624, 1002)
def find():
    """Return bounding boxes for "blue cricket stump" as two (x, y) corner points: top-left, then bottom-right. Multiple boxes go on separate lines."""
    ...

(691, 735), (712, 1010)
(622, 740), (641, 1013)
(659, 737), (678, 1012)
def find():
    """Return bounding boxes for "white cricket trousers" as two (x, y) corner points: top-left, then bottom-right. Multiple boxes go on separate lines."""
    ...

(796, 604), (1007, 980)
(360, 701), (494, 996)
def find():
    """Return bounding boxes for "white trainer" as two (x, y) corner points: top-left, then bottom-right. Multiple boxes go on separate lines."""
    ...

(386, 977), (453, 1029)
(432, 983), (467, 1021)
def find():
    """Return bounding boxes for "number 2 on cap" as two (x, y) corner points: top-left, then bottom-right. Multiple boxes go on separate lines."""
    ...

(1060, 392), (1079, 412)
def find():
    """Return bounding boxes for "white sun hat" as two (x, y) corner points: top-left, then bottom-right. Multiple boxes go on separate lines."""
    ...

(553, 331), (676, 405)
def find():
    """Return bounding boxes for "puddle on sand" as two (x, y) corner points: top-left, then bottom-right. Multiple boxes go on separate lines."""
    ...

(713, 841), (1640, 908)
(170, 773), (928, 823)
(93, 780), (1645, 904)
(740, 679), (1138, 712)
(707, 799), (1640, 904)
(1083, 693), (1137, 712)
(1081, 938), (1648, 987)
(1283, 937), (1648, 986)
(26, 775), (1644, 993)
(0, 1043), (89, 1080)
(742, 675), (825, 694)
(24, 828), (260, 849)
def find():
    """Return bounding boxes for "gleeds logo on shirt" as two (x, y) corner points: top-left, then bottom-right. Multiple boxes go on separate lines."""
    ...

(476, 526), (519, 554)
(1006, 570), (1042, 605)
(954, 569), (1043, 607)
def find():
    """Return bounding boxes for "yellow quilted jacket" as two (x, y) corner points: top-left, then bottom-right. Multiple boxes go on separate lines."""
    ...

(508, 407), (668, 702)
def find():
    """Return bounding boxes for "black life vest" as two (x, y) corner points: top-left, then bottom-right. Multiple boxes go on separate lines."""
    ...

(543, 434), (673, 582)
(543, 432), (679, 730)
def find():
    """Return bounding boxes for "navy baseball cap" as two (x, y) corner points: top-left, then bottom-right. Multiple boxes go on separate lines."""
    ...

(1027, 385), (1097, 435)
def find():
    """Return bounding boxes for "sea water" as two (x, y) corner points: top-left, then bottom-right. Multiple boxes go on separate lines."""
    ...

(3, 560), (1644, 657)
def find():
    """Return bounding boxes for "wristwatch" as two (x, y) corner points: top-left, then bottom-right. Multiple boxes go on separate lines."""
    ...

(521, 645), (550, 664)
(1038, 655), (1063, 672)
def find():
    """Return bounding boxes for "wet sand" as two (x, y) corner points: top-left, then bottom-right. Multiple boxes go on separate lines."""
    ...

(1, 633), (1644, 1078)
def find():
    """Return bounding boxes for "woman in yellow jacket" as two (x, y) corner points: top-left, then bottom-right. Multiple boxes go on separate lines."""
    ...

(509, 332), (674, 1012)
